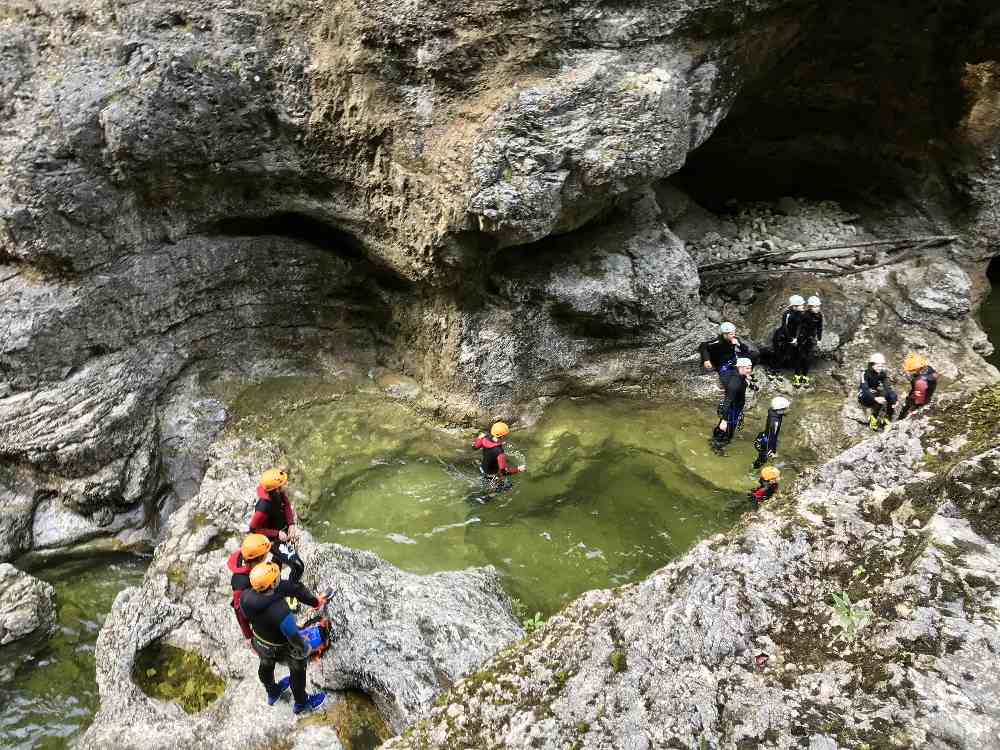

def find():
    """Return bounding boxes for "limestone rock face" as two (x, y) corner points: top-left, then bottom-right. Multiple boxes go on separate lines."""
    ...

(83, 436), (522, 749)
(386, 394), (1000, 749)
(0, 563), (56, 682)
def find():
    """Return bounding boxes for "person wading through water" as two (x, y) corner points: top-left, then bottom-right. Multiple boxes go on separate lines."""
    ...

(711, 357), (753, 454)
(753, 396), (790, 469)
(240, 562), (328, 714)
(858, 352), (897, 430)
(473, 421), (526, 496)
(749, 466), (780, 507)
(898, 352), (940, 419)
(699, 322), (755, 386)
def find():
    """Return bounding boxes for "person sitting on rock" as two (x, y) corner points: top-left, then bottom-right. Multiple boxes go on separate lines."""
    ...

(749, 466), (780, 507)
(228, 533), (272, 647)
(770, 295), (806, 373)
(240, 561), (328, 714)
(250, 468), (305, 585)
(699, 322), (756, 386)
(898, 352), (940, 419)
(473, 422), (526, 495)
(858, 352), (897, 430)
(791, 295), (823, 388)
(753, 396), (790, 469)
(711, 357), (753, 454)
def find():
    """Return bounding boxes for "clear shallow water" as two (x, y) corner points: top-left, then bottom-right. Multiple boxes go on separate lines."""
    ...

(0, 553), (149, 750)
(224, 376), (809, 616)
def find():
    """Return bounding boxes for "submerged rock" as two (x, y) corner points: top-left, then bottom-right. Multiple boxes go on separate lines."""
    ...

(0, 563), (56, 682)
(83, 437), (522, 749)
(386, 389), (1000, 749)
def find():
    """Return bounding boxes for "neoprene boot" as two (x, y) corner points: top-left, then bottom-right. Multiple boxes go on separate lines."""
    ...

(293, 692), (326, 715)
(267, 676), (291, 706)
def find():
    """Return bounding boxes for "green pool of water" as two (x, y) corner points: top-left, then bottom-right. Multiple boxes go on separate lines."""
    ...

(0, 552), (149, 749)
(980, 274), (1000, 368)
(224, 376), (816, 616)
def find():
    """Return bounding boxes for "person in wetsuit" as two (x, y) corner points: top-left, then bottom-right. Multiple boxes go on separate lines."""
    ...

(711, 357), (753, 454)
(749, 466), (780, 507)
(249, 468), (305, 585)
(227, 533), (272, 646)
(791, 296), (823, 387)
(771, 295), (806, 372)
(699, 322), (756, 385)
(858, 352), (897, 430)
(753, 396), (791, 469)
(473, 422), (526, 494)
(240, 562), (327, 714)
(898, 352), (940, 420)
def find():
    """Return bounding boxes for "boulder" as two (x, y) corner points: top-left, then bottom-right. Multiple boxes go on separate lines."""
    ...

(0, 563), (56, 682)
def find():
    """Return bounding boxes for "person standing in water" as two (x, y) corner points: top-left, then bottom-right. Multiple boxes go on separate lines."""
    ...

(858, 352), (897, 430)
(749, 466), (780, 507)
(473, 421), (527, 494)
(898, 352), (940, 419)
(711, 357), (753, 454)
(753, 396), (791, 469)
(699, 322), (756, 386)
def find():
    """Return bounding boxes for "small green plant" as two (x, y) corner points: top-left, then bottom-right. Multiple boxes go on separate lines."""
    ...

(851, 565), (866, 578)
(830, 591), (872, 645)
(608, 649), (627, 673)
(522, 611), (545, 633)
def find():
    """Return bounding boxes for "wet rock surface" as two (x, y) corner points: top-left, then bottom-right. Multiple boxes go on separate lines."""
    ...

(386, 388), (1000, 750)
(83, 436), (522, 749)
(0, 563), (56, 682)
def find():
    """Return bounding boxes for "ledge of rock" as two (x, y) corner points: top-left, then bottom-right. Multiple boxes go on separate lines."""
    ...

(82, 436), (522, 749)
(387, 386), (1000, 750)
(0, 563), (56, 682)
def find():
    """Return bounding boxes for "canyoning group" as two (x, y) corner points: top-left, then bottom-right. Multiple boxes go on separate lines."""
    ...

(223, 292), (940, 713)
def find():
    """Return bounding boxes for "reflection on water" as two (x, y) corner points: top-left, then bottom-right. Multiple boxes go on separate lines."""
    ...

(225, 376), (815, 616)
(0, 553), (149, 750)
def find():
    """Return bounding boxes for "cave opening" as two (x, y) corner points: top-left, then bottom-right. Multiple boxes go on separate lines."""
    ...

(674, 0), (999, 217)
(981, 256), (1000, 368)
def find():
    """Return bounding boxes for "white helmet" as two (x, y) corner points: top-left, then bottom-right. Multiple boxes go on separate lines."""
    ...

(770, 396), (791, 411)
(807, 296), (821, 307)
(788, 295), (805, 306)
(719, 322), (736, 334)
(735, 357), (753, 369)
(869, 352), (886, 365)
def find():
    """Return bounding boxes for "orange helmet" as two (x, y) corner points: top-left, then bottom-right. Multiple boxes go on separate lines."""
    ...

(249, 562), (280, 592)
(760, 466), (780, 482)
(259, 468), (288, 491)
(903, 352), (927, 374)
(240, 533), (272, 562)
(490, 422), (509, 438)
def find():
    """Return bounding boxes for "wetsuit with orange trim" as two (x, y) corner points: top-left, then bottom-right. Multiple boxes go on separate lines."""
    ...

(473, 434), (523, 492)
(227, 549), (255, 640)
(250, 485), (304, 584)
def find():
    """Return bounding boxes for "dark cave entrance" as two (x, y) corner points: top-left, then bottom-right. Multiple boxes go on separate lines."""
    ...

(981, 257), (1000, 368)
(673, 0), (1000, 216)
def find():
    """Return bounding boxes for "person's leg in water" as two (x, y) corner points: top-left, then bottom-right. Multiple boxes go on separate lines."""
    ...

(711, 412), (738, 454)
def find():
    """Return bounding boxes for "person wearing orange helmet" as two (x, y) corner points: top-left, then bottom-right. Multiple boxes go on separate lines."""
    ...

(228, 533), (273, 645)
(473, 421), (527, 495)
(748, 466), (780, 507)
(250, 468), (304, 584)
(898, 352), (939, 419)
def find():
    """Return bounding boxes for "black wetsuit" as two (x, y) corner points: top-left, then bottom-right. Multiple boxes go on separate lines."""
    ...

(473, 435), (522, 493)
(899, 366), (939, 419)
(712, 371), (748, 449)
(753, 408), (785, 469)
(241, 580), (320, 704)
(749, 480), (778, 507)
(250, 486), (304, 584)
(698, 336), (755, 384)
(858, 366), (897, 419)
(772, 309), (805, 370)
(794, 311), (823, 377)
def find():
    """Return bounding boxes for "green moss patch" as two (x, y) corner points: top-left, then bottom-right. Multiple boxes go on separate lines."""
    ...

(132, 641), (225, 713)
(298, 690), (391, 750)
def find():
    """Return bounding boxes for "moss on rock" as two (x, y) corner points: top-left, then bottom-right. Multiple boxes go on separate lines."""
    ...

(132, 641), (225, 713)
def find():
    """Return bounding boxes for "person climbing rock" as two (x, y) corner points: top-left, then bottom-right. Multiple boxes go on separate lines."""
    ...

(711, 357), (753, 454)
(699, 322), (756, 385)
(228, 533), (273, 647)
(753, 396), (791, 469)
(749, 466), (780, 507)
(240, 561), (327, 714)
(791, 296), (823, 387)
(250, 468), (305, 586)
(473, 422), (526, 495)
(858, 352), (897, 430)
(770, 295), (806, 373)
(898, 352), (940, 419)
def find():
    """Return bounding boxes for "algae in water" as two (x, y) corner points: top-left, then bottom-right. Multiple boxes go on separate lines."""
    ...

(133, 642), (225, 713)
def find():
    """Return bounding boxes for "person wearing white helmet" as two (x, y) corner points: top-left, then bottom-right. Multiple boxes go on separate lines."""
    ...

(791, 295), (824, 387)
(857, 352), (897, 430)
(770, 295), (806, 373)
(711, 357), (753, 454)
(698, 321), (756, 386)
(753, 396), (791, 469)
